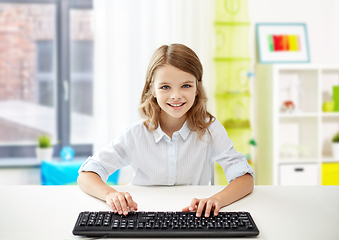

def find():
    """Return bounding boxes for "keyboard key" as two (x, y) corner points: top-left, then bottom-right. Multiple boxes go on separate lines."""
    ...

(95, 219), (102, 226)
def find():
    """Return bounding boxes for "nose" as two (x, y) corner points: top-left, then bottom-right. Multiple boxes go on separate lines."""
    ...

(171, 89), (182, 100)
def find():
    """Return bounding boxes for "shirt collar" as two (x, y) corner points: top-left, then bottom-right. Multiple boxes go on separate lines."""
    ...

(153, 121), (191, 143)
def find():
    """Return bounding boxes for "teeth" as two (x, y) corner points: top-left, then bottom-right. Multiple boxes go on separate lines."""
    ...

(169, 103), (184, 107)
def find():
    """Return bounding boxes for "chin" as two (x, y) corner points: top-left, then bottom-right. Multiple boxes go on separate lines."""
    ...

(163, 111), (187, 120)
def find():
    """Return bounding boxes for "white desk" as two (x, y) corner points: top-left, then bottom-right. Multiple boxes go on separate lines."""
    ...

(0, 185), (338, 240)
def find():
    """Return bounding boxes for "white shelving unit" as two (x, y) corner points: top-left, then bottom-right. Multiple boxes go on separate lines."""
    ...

(255, 64), (339, 185)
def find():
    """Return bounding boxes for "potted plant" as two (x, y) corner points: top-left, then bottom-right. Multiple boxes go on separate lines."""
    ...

(36, 134), (53, 162)
(332, 132), (339, 159)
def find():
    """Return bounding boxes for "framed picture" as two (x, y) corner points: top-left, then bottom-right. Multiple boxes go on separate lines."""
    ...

(256, 23), (310, 63)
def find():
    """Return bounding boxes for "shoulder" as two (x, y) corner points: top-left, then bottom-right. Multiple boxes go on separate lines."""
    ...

(121, 119), (152, 137)
(123, 119), (148, 132)
(112, 120), (151, 145)
(124, 119), (146, 129)
(207, 118), (228, 137)
(207, 117), (223, 130)
(110, 120), (153, 153)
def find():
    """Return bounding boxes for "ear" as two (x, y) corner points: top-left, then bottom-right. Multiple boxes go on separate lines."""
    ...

(151, 88), (156, 98)
(195, 89), (199, 96)
(150, 81), (156, 98)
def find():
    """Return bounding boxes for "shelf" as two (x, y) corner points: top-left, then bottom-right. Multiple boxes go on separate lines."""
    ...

(279, 113), (319, 118)
(256, 64), (339, 185)
(322, 157), (339, 163)
(279, 158), (319, 164)
(321, 112), (339, 117)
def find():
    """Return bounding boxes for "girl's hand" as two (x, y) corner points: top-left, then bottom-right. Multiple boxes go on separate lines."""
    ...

(105, 191), (138, 215)
(182, 197), (221, 218)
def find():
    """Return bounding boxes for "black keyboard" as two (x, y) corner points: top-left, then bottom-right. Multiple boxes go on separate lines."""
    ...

(72, 211), (259, 238)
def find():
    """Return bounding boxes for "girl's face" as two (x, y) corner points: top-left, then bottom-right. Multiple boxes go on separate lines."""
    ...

(152, 64), (198, 124)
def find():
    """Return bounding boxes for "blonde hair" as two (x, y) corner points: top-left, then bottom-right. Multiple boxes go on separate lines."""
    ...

(139, 43), (215, 139)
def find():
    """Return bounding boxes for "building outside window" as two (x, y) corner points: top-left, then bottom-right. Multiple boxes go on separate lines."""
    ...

(0, 0), (93, 159)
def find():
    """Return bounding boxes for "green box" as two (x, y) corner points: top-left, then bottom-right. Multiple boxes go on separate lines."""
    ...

(227, 127), (251, 156)
(215, 24), (250, 59)
(215, 60), (250, 94)
(215, 93), (250, 124)
(215, 0), (249, 23)
(333, 86), (339, 112)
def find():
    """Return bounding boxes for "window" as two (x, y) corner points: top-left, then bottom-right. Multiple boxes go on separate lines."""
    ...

(36, 40), (54, 107)
(0, 0), (93, 159)
(70, 39), (94, 144)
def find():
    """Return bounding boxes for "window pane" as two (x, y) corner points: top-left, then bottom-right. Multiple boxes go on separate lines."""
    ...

(70, 10), (94, 144)
(0, 4), (56, 145)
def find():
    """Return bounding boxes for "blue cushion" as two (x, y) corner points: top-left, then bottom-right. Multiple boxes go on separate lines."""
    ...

(41, 160), (120, 185)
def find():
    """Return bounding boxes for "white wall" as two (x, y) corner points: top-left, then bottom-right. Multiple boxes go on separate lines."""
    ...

(248, 0), (339, 65)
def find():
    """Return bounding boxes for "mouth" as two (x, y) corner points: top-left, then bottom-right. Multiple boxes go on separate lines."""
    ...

(167, 102), (186, 108)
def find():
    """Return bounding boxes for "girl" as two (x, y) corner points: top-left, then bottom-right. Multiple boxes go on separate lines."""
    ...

(77, 43), (254, 218)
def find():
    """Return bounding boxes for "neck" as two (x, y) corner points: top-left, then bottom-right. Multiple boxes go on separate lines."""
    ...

(159, 113), (186, 138)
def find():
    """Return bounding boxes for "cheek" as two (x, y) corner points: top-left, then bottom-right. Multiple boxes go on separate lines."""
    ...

(154, 89), (167, 100)
(153, 90), (162, 103)
(156, 96), (166, 106)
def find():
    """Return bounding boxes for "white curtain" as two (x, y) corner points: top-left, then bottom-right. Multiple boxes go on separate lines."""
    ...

(93, 0), (215, 153)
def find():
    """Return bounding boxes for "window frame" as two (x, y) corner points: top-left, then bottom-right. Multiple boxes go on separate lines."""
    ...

(0, 0), (93, 160)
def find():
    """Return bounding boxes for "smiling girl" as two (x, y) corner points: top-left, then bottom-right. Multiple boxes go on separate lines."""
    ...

(78, 43), (254, 218)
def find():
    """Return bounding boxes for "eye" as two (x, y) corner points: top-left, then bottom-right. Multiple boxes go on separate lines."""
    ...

(161, 85), (170, 90)
(182, 84), (191, 88)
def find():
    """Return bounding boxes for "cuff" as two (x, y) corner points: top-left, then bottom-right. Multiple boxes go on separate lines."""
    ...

(225, 161), (254, 183)
(78, 158), (109, 183)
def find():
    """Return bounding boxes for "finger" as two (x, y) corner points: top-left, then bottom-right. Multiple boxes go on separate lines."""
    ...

(118, 195), (129, 215)
(113, 197), (123, 215)
(111, 205), (117, 213)
(213, 202), (221, 216)
(130, 201), (138, 212)
(124, 193), (137, 211)
(106, 195), (116, 212)
(182, 206), (190, 212)
(109, 198), (118, 213)
(196, 199), (207, 217)
(204, 200), (213, 217)
(189, 198), (199, 211)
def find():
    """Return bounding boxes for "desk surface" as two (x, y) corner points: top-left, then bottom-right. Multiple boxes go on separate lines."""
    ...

(0, 185), (338, 240)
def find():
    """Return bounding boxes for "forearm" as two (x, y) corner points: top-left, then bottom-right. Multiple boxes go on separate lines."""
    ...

(213, 173), (254, 208)
(77, 171), (117, 201)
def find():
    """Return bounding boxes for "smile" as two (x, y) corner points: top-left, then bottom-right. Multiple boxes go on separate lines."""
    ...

(167, 102), (186, 107)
